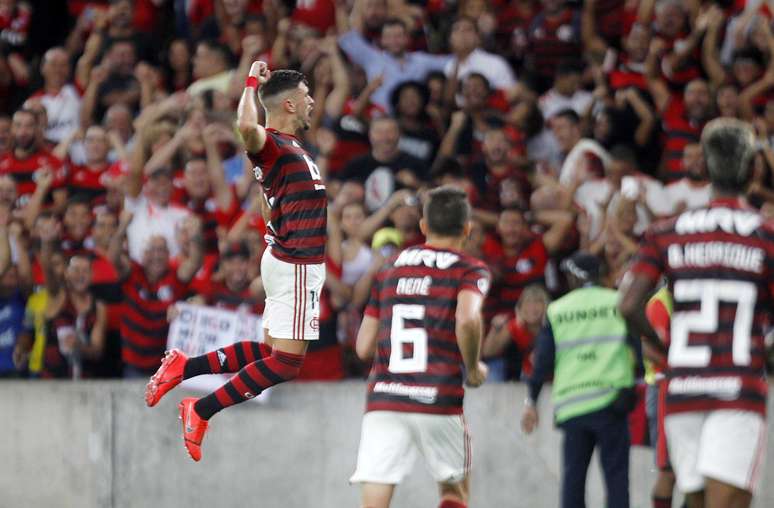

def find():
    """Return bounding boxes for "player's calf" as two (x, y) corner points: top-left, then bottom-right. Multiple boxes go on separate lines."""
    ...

(193, 349), (303, 420)
(183, 341), (273, 377)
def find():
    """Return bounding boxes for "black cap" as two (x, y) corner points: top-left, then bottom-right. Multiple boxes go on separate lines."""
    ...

(222, 242), (250, 260)
(561, 252), (601, 282)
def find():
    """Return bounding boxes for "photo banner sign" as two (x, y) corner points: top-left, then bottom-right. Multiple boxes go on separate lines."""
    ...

(167, 304), (269, 403)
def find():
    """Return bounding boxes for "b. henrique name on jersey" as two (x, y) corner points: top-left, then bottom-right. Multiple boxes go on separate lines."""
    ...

(630, 199), (774, 416)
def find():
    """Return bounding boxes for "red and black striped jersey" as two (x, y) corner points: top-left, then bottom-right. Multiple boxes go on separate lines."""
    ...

(43, 296), (99, 379)
(247, 129), (327, 264)
(0, 150), (66, 207)
(68, 162), (117, 205)
(608, 55), (648, 93)
(120, 263), (190, 372)
(660, 97), (706, 183)
(364, 245), (491, 415)
(483, 233), (548, 317)
(630, 198), (774, 416)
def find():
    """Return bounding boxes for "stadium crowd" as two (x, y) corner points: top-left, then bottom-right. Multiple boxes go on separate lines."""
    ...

(0, 0), (773, 382)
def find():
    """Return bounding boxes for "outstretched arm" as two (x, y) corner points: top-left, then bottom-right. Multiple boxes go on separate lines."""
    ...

(108, 211), (132, 280)
(237, 61), (270, 154)
(645, 38), (671, 113)
(176, 217), (204, 284)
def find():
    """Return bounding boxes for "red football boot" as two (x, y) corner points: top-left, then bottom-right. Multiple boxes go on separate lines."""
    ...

(179, 398), (209, 462)
(145, 349), (187, 407)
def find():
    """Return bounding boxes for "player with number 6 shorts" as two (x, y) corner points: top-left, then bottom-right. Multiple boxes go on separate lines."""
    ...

(620, 118), (774, 508)
(351, 186), (491, 508)
(144, 61), (327, 462)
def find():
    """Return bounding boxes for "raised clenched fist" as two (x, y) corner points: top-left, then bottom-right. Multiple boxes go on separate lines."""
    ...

(249, 61), (270, 85)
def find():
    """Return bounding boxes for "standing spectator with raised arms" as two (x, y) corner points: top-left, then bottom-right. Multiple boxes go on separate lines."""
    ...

(337, 13), (450, 112)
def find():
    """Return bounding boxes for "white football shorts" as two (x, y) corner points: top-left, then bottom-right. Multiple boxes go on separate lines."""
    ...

(665, 410), (767, 494)
(349, 411), (471, 485)
(260, 248), (325, 341)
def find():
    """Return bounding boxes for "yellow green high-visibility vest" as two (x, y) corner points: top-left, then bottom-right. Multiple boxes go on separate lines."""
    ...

(547, 286), (635, 424)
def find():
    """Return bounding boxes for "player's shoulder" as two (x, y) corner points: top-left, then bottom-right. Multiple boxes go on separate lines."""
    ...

(457, 251), (490, 274)
(268, 129), (303, 148)
(391, 244), (485, 272)
(672, 202), (770, 239)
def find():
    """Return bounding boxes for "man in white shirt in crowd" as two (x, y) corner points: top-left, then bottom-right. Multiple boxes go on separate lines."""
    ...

(539, 59), (592, 120)
(444, 16), (516, 93)
(29, 47), (82, 143)
(574, 145), (670, 239)
(124, 165), (191, 263)
(664, 142), (711, 213)
(338, 17), (450, 111)
(188, 40), (235, 97)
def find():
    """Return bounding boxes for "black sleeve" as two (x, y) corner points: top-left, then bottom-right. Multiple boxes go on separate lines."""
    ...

(527, 321), (556, 403)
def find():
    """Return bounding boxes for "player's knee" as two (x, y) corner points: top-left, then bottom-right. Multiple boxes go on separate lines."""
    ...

(439, 480), (468, 505)
(270, 350), (304, 380)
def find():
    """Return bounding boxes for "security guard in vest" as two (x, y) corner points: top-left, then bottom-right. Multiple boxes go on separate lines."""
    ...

(521, 252), (641, 508)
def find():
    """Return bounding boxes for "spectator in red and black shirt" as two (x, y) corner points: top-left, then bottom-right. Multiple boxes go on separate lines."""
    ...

(470, 126), (531, 218)
(38, 216), (107, 379)
(60, 194), (93, 256)
(649, 0), (702, 90)
(483, 206), (574, 318)
(109, 213), (203, 377)
(54, 125), (122, 207)
(648, 73), (714, 182)
(605, 23), (651, 94)
(0, 108), (66, 211)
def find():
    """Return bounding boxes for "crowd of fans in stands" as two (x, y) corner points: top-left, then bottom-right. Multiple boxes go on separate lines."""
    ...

(1, 0), (773, 380)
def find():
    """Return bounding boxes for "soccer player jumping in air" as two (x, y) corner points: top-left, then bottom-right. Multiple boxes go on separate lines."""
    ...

(144, 61), (327, 461)
(620, 118), (774, 508)
(350, 186), (490, 508)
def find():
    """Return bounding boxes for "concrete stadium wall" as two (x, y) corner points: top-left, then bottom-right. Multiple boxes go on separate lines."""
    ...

(1, 381), (772, 508)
